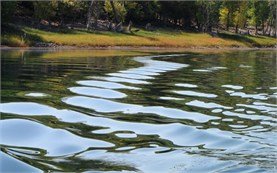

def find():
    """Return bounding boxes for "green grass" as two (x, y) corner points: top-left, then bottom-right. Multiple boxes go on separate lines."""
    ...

(1, 24), (276, 48)
(1, 35), (27, 47)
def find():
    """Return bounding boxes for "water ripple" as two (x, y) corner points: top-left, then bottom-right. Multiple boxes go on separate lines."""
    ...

(1, 51), (276, 172)
(68, 86), (127, 99)
(0, 119), (114, 156)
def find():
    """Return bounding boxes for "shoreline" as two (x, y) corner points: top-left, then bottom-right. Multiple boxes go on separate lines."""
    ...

(1, 45), (276, 51)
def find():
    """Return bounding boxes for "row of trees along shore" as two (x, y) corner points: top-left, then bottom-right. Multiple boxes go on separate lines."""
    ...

(2, 0), (276, 37)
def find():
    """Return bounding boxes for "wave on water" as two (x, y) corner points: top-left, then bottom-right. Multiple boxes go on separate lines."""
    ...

(1, 53), (276, 172)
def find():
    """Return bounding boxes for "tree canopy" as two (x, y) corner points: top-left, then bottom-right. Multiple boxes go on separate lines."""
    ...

(1, 0), (276, 36)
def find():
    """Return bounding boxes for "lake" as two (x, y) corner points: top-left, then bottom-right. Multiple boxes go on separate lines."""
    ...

(1, 49), (276, 172)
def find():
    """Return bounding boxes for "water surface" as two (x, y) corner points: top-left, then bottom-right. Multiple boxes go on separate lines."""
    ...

(1, 50), (276, 172)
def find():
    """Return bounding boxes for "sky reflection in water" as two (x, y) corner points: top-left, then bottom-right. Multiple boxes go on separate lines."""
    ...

(1, 50), (276, 172)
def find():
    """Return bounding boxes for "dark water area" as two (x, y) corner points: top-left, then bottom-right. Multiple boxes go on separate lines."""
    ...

(1, 50), (276, 172)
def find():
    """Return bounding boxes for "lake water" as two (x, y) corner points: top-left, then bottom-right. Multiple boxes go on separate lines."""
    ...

(1, 50), (276, 172)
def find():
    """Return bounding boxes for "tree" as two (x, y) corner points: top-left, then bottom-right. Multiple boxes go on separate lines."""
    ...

(255, 1), (269, 35)
(1, 0), (275, 36)
(219, 1), (239, 30)
(158, 1), (195, 28)
(1, 1), (17, 23)
(267, 1), (276, 36)
(248, 1), (269, 35)
(195, 0), (221, 32)
(109, 0), (120, 23)
(87, 0), (95, 29)
(105, 0), (126, 23)
(55, 0), (86, 25)
(124, 1), (159, 25)
(33, 1), (58, 21)
(233, 1), (249, 33)
(86, 0), (101, 30)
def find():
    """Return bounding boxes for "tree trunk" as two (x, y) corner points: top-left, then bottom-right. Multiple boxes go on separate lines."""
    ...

(110, 0), (120, 24)
(86, 0), (94, 30)
(268, 26), (272, 36)
(127, 21), (132, 32)
(86, 0), (99, 30)
(262, 21), (265, 35)
(60, 18), (64, 27)
(194, 11), (200, 31)
(255, 24), (258, 35)
(267, 19), (273, 36)
(265, 22), (269, 35)
(226, 11), (230, 31)
(206, 6), (212, 33)
(235, 24), (238, 33)
(93, 2), (99, 29)
(195, 19), (199, 30)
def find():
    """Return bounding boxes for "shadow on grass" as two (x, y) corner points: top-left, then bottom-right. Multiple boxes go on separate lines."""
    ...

(75, 28), (160, 42)
(126, 32), (159, 41)
(1, 23), (46, 46)
(218, 32), (260, 47)
(4, 22), (162, 43)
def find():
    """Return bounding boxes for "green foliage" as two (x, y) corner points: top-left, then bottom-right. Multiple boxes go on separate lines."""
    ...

(234, 1), (248, 28)
(247, 5), (256, 26)
(219, 7), (229, 27)
(124, 2), (144, 22)
(1, 1), (17, 23)
(1, 0), (276, 36)
(125, 1), (159, 23)
(104, 1), (126, 22)
(33, 1), (58, 20)
(219, 1), (240, 29)
(56, 0), (88, 22)
(195, 0), (221, 31)
(248, 1), (269, 27)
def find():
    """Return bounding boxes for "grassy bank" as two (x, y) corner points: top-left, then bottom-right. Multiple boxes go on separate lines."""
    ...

(1, 24), (276, 48)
